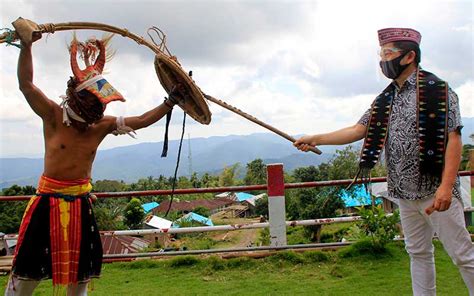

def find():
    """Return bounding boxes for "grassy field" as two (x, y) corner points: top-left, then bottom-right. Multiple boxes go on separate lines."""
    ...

(0, 241), (468, 295)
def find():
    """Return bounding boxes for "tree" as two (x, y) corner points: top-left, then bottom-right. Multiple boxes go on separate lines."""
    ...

(177, 176), (192, 189)
(2, 185), (36, 196)
(244, 159), (266, 185)
(201, 173), (219, 188)
(219, 163), (241, 187)
(293, 165), (321, 182)
(94, 205), (126, 231)
(123, 198), (145, 230)
(290, 188), (345, 242)
(287, 146), (364, 242)
(461, 144), (474, 170)
(255, 195), (269, 218)
(190, 172), (202, 188)
(0, 185), (35, 234)
(326, 146), (360, 180)
(93, 180), (125, 192)
(193, 206), (211, 218)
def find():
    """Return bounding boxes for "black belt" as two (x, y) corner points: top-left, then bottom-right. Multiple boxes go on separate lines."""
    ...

(36, 192), (91, 202)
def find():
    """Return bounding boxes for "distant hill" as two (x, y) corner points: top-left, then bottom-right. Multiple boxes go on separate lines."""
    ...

(0, 133), (335, 188)
(1, 117), (472, 189)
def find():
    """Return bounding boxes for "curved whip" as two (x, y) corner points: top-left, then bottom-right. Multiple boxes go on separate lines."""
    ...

(1, 21), (322, 155)
(0, 21), (169, 56)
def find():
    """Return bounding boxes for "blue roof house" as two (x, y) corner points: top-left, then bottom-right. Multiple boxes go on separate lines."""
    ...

(340, 186), (381, 208)
(174, 212), (214, 227)
(142, 202), (160, 214)
(235, 192), (254, 202)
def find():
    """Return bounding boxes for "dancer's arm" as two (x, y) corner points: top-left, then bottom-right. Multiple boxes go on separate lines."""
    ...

(17, 41), (56, 120)
(123, 102), (174, 131)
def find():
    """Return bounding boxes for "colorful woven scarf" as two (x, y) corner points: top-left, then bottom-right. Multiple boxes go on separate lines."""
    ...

(352, 69), (448, 189)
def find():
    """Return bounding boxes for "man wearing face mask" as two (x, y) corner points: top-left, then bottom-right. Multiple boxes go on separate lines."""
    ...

(294, 28), (474, 295)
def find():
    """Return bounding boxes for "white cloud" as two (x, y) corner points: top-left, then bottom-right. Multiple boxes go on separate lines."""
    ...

(456, 81), (474, 117)
(0, 0), (472, 157)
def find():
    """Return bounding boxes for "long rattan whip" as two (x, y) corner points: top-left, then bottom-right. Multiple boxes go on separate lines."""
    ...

(204, 94), (322, 154)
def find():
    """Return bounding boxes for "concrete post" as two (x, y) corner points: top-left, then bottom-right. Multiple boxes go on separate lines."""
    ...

(465, 149), (474, 226)
(266, 163), (287, 246)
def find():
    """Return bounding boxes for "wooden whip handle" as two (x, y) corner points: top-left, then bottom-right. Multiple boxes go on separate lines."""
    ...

(204, 94), (322, 155)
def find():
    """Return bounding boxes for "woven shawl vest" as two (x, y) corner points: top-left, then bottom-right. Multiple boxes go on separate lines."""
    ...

(352, 69), (448, 189)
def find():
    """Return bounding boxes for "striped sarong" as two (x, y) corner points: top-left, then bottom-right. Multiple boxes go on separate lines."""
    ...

(12, 175), (102, 289)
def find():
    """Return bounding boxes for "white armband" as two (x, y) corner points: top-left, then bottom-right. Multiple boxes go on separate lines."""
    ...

(111, 116), (137, 139)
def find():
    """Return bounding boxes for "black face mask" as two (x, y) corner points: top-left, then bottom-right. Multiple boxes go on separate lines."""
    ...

(379, 53), (408, 79)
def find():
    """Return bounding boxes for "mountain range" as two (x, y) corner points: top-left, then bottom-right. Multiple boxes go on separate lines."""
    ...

(1, 117), (472, 189)
(0, 133), (335, 188)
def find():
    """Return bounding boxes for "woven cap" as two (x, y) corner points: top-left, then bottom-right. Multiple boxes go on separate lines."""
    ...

(378, 28), (421, 46)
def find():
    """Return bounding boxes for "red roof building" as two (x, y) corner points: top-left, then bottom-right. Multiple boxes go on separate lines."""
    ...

(101, 235), (151, 255)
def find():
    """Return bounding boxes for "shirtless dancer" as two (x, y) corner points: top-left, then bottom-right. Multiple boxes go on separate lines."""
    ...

(5, 18), (181, 295)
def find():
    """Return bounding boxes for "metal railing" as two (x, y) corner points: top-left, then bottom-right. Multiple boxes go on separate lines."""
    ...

(1, 171), (472, 201)
(0, 170), (472, 260)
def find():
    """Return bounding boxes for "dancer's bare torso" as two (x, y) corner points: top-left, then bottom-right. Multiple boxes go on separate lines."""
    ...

(42, 103), (115, 181)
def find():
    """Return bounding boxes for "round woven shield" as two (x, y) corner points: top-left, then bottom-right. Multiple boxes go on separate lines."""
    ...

(154, 53), (211, 125)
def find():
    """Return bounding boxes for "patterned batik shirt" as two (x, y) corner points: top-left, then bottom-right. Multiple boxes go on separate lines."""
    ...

(357, 70), (463, 200)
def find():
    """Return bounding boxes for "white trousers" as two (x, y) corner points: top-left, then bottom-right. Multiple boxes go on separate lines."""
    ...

(4, 276), (88, 296)
(399, 196), (474, 296)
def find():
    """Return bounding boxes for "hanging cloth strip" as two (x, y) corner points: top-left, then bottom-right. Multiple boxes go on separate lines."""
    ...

(161, 106), (173, 157)
(161, 83), (186, 157)
(417, 70), (449, 187)
(350, 69), (448, 189)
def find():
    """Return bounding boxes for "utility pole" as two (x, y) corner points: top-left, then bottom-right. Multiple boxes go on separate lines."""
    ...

(187, 133), (193, 177)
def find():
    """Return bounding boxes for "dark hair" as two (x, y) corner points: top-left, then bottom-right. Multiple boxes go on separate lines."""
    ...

(394, 41), (421, 65)
(65, 77), (105, 125)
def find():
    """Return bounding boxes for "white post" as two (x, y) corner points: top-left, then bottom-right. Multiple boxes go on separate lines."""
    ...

(266, 163), (287, 246)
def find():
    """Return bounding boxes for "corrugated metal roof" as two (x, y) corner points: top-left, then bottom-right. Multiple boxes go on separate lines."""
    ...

(236, 192), (254, 202)
(340, 186), (381, 207)
(142, 202), (160, 213)
(153, 197), (234, 214)
(176, 212), (214, 226)
(144, 215), (173, 229)
(242, 193), (265, 206)
(101, 235), (151, 255)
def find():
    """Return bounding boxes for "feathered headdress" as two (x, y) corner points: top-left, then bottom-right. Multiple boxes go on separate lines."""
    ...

(69, 34), (125, 105)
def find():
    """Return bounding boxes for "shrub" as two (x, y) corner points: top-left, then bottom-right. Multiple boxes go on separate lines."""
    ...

(225, 257), (255, 269)
(339, 239), (392, 259)
(267, 251), (305, 264)
(467, 225), (474, 234)
(303, 251), (329, 263)
(116, 260), (161, 269)
(207, 256), (226, 271)
(257, 228), (270, 246)
(357, 205), (400, 249)
(169, 256), (201, 267)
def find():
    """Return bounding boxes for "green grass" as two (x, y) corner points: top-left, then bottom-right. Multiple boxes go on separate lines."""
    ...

(0, 241), (468, 295)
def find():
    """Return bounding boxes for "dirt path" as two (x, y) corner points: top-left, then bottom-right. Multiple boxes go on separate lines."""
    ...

(211, 218), (261, 248)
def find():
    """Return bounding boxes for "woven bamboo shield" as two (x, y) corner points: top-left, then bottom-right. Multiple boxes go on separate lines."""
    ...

(154, 53), (211, 125)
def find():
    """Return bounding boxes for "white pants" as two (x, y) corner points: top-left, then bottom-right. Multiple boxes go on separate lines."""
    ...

(4, 276), (88, 296)
(399, 196), (474, 296)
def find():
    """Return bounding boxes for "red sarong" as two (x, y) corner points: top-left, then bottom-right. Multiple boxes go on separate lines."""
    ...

(13, 175), (102, 289)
